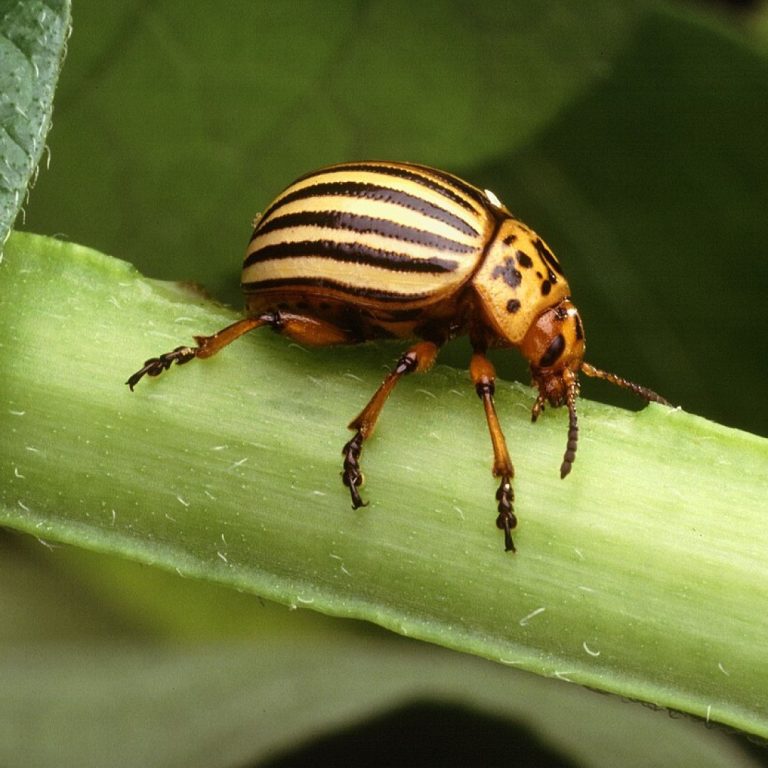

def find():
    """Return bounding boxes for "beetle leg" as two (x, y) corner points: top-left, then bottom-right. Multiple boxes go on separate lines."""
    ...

(342, 340), (439, 509)
(469, 351), (517, 552)
(126, 316), (270, 390)
(267, 311), (362, 346)
(127, 310), (362, 391)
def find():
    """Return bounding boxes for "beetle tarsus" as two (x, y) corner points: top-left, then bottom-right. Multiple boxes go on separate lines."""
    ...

(126, 346), (196, 390)
(495, 476), (517, 552)
(341, 430), (367, 508)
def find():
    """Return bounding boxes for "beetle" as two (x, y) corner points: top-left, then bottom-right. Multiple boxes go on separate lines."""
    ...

(127, 161), (670, 551)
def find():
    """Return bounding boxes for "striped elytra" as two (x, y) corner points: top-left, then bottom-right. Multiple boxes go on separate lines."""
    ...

(241, 162), (570, 342)
(127, 161), (670, 552)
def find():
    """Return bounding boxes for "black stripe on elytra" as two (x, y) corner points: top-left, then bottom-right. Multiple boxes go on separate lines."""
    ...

(241, 276), (434, 303)
(260, 180), (480, 239)
(254, 210), (476, 254)
(293, 162), (488, 212)
(244, 239), (459, 273)
(333, 162), (489, 212)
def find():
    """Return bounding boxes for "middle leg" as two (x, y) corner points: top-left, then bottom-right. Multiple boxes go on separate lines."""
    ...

(342, 340), (439, 508)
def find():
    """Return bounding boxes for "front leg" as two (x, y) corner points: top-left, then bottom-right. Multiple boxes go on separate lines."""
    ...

(470, 351), (517, 552)
(342, 340), (439, 508)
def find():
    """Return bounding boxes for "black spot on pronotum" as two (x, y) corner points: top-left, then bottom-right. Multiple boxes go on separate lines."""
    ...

(533, 237), (563, 276)
(506, 298), (521, 313)
(491, 258), (522, 288)
(539, 334), (565, 368)
(515, 250), (533, 268)
(503, 234), (517, 245)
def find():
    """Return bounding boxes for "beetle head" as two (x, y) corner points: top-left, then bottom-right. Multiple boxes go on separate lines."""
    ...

(521, 298), (585, 405)
(520, 298), (585, 478)
(520, 297), (670, 479)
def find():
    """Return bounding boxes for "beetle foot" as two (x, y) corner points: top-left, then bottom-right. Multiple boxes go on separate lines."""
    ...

(341, 430), (368, 508)
(495, 476), (517, 552)
(126, 346), (197, 390)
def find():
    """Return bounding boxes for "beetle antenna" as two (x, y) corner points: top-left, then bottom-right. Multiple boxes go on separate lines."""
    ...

(580, 362), (670, 405)
(561, 383), (578, 479)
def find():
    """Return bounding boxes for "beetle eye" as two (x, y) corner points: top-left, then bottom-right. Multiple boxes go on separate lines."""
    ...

(539, 333), (565, 368)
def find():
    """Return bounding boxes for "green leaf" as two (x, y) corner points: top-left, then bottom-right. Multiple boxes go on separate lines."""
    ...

(0, 537), (760, 768)
(2, 232), (767, 740)
(2, 641), (761, 768)
(0, 0), (70, 245)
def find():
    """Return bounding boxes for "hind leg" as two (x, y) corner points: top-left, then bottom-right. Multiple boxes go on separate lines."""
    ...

(126, 311), (359, 390)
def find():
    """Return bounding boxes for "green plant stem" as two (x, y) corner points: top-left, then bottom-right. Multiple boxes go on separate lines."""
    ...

(1, 232), (767, 737)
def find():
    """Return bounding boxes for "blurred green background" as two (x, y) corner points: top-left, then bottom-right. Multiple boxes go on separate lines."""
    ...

(5, 0), (768, 766)
(20, 0), (768, 437)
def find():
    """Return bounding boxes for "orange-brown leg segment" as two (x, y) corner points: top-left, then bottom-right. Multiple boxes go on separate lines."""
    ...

(469, 352), (517, 552)
(126, 311), (360, 390)
(342, 340), (439, 509)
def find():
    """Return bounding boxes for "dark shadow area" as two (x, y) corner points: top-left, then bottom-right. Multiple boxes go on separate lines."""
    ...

(259, 699), (580, 768)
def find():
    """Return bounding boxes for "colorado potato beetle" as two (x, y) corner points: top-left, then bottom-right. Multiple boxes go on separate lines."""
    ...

(127, 161), (669, 551)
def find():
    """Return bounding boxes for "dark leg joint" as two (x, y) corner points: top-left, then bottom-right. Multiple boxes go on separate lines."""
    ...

(394, 350), (420, 376)
(262, 311), (282, 333)
(341, 429), (367, 509)
(475, 379), (495, 399)
(494, 476), (517, 552)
